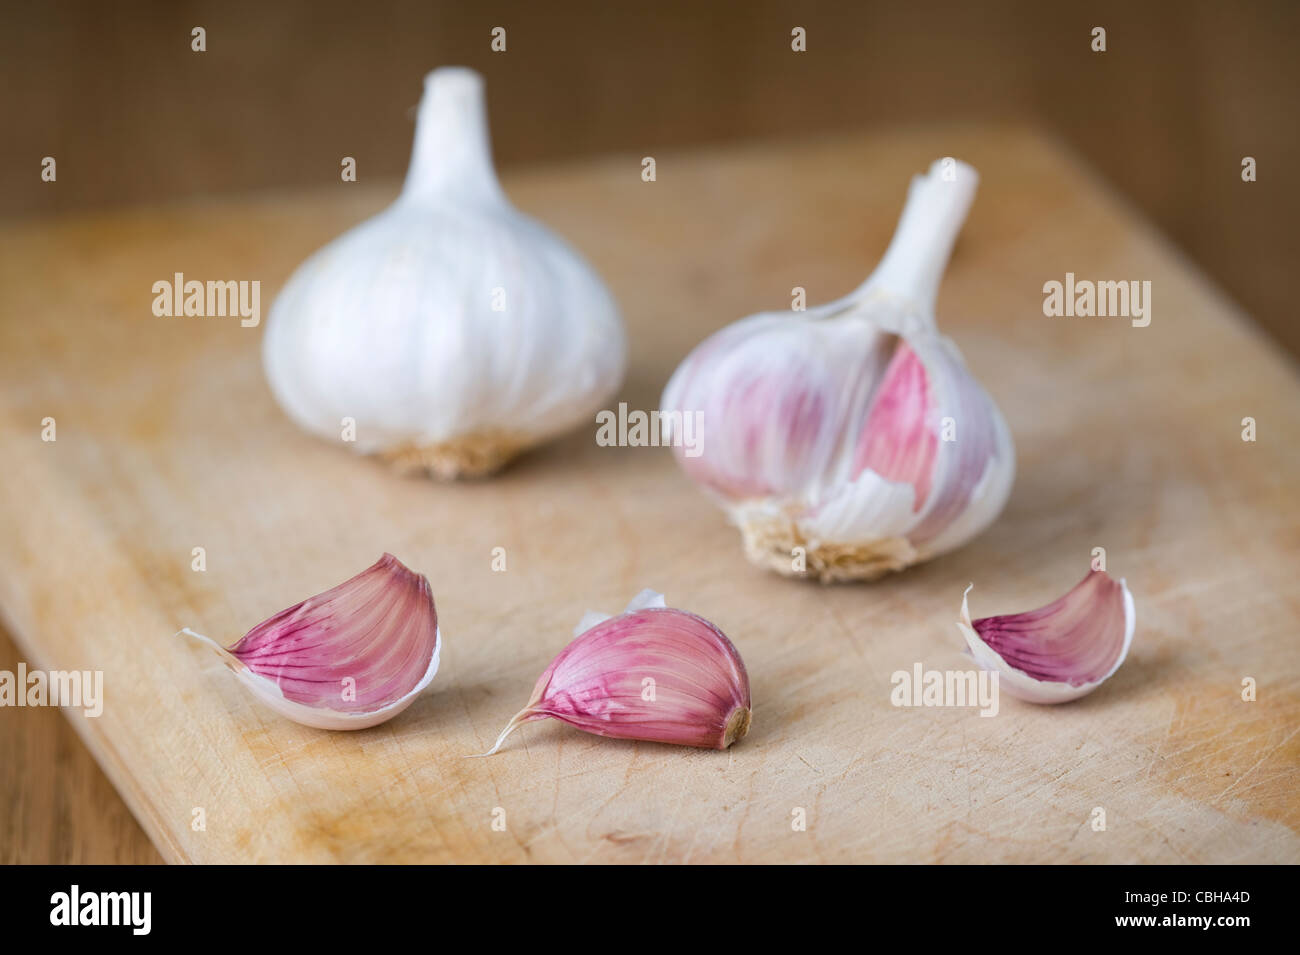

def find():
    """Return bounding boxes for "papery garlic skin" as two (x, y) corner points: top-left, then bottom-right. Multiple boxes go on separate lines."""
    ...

(957, 571), (1135, 704)
(476, 590), (751, 755)
(661, 160), (1014, 582)
(263, 67), (626, 478)
(182, 554), (441, 729)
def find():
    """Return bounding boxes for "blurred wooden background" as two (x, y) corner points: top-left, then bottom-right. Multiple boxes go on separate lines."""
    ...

(0, 0), (1296, 862)
(2, 0), (1298, 354)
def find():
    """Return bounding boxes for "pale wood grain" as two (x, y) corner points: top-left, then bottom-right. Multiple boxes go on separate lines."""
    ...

(0, 126), (1296, 863)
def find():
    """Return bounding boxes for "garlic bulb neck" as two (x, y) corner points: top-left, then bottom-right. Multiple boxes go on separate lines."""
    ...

(402, 67), (506, 207)
(854, 159), (978, 316)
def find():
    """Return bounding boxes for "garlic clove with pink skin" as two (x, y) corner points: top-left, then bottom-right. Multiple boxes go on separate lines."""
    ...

(957, 570), (1135, 704)
(474, 590), (751, 755)
(181, 554), (441, 730)
(661, 159), (1015, 583)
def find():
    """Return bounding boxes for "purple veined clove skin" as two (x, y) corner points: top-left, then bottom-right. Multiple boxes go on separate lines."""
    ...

(473, 590), (752, 756)
(181, 554), (441, 730)
(957, 570), (1135, 704)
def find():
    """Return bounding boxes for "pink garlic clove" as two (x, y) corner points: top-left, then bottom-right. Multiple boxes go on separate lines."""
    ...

(957, 570), (1135, 704)
(671, 316), (862, 502)
(851, 341), (937, 512)
(181, 553), (441, 730)
(475, 589), (751, 755)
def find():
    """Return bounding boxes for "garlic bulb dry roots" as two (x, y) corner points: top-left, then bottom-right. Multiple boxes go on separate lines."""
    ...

(661, 159), (1015, 582)
(263, 67), (627, 478)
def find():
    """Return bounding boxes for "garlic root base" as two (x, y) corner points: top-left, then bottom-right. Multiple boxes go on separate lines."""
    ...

(723, 706), (753, 747)
(738, 513), (919, 583)
(378, 429), (533, 479)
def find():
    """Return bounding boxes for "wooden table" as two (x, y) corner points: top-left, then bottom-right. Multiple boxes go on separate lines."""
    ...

(1, 126), (1296, 863)
(0, 622), (160, 863)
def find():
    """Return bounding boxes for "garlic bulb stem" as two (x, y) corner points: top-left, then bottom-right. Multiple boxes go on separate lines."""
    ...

(402, 67), (505, 206)
(855, 159), (978, 314)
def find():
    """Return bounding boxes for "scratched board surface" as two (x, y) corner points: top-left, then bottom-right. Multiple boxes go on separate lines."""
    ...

(0, 126), (1296, 863)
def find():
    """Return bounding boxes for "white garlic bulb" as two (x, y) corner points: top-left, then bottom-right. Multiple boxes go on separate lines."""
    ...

(661, 159), (1014, 582)
(263, 67), (626, 478)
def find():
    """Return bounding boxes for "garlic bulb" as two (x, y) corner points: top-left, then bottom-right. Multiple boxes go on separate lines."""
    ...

(661, 159), (1014, 582)
(263, 67), (627, 478)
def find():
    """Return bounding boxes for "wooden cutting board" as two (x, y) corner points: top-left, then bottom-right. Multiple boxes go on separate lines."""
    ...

(1, 126), (1297, 864)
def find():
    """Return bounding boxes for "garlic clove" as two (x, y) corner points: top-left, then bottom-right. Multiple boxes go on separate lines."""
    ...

(796, 332), (1016, 570)
(661, 159), (1015, 582)
(474, 591), (751, 755)
(852, 342), (936, 511)
(956, 571), (1135, 704)
(668, 313), (887, 502)
(263, 67), (626, 479)
(181, 554), (441, 730)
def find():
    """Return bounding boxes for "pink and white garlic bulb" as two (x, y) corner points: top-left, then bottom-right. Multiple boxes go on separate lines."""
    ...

(661, 159), (1014, 582)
